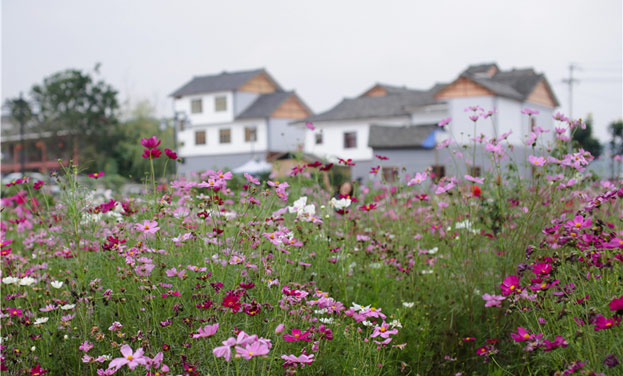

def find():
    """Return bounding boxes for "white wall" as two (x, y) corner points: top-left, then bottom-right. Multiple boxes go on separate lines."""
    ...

(174, 91), (235, 125)
(410, 104), (448, 125)
(179, 119), (268, 157)
(302, 116), (410, 161)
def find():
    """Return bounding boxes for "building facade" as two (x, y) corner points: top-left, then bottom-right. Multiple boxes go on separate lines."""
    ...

(170, 69), (312, 176)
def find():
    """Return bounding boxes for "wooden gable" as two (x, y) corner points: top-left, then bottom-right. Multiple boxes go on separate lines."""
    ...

(526, 79), (557, 108)
(434, 76), (494, 99)
(361, 85), (388, 97)
(271, 94), (312, 120)
(239, 72), (279, 93)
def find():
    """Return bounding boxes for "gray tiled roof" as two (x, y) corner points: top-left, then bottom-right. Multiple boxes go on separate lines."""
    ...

(236, 91), (293, 119)
(171, 69), (281, 97)
(302, 90), (439, 123)
(368, 124), (438, 148)
(361, 83), (424, 97)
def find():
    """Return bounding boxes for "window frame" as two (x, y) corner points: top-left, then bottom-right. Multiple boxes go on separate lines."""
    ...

(195, 130), (206, 145)
(315, 132), (323, 145)
(219, 128), (231, 144)
(214, 96), (227, 112)
(343, 131), (357, 149)
(244, 126), (257, 142)
(190, 98), (203, 114)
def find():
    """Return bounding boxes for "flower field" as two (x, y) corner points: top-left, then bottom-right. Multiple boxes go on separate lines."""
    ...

(1, 111), (622, 375)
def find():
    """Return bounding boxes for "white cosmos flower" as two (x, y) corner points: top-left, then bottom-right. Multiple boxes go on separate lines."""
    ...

(60, 304), (76, 310)
(350, 302), (371, 312)
(402, 302), (415, 308)
(51, 281), (64, 289)
(288, 197), (316, 221)
(34, 317), (49, 325)
(2, 276), (19, 284)
(19, 277), (37, 286)
(329, 197), (351, 210)
(428, 247), (439, 255)
(361, 320), (373, 327)
(390, 320), (402, 328)
(319, 317), (334, 324)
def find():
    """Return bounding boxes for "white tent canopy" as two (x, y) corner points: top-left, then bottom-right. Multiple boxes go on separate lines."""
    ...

(232, 158), (272, 174)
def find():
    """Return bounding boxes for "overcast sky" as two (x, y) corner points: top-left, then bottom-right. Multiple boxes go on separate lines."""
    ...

(2, 0), (621, 141)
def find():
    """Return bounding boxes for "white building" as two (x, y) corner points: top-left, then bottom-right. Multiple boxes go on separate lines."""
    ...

(294, 63), (559, 182)
(170, 69), (312, 175)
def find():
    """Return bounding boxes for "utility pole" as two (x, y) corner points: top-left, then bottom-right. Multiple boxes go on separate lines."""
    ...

(10, 93), (32, 176)
(562, 64), (580, 152)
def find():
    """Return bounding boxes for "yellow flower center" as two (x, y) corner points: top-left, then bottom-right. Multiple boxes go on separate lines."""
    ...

(541, 283), (546, 288)
(94, 173), (99, 177)
(219, 174), (223, 178)
(294, 333), (299, 337)
(510, 285), (515, 290)
(575, 223), (581, 228)
(144, 225), (150, 230)
(127, 355), (133, 360)
(269, 234), (275, 239)
(248, 351), (254, 356)
(380, 327), (386, 332)
(523, 334), (529, 339)
(275, 181), (280, 185)
(371, 307), (376, 311)
(606, 322), (612, 327)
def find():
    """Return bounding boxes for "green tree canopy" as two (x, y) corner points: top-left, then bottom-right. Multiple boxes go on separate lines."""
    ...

(572, 114), (602, 158)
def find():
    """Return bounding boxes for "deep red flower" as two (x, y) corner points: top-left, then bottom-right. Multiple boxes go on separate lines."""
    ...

(221, 291), (242, 312)
(319, 163), (333, 171)
(33, 180), (45, 190)
(375, 154), (389, 160)
(471, 185), (481, 197)
(358, 203), (376, 212)
(30, 364), (49, 376)
(610, 296), (623, 314)
(164, 148), (178, 159)
(307, 161), (322, 168)
(142, 148), (162, 159)
(141, 136), (161, 149)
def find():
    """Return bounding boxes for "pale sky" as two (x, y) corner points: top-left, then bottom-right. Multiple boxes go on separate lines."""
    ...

(2, 0), (621, 141)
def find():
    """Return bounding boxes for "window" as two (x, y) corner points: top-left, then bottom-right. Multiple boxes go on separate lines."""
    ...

(219, 128), (231, 144)
(195, 130), (206, 145)
(214, 96), (227, 112)
(431, 165), (445, 181)
(469, 166), (482, 177)
(344, 132), (357, 149)
(191, 99), (203, 114)
(245, 127), (257, 142)
(315, 132), (323, 145)
(382, 166), (398, 182)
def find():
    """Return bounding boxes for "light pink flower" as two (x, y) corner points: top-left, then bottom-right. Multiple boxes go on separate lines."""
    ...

(192, 323), (219, 338)
(107, 344), (147, 371)
(235, 341), (270, 360)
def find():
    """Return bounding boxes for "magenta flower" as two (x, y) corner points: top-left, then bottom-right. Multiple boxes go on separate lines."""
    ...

(610, 296), (623, 313)
(244, 173), (260, 185)
(7, 307), (23, 317)
(482, 293), (505, 307)
(283, 328), (312, 342)
(566, 215), (592, 230)
(542, 336), (568, 352)
(464, 174), (484, 185)
(141, 136), (161, 149)
(305, 122), (315, 130)
(107, 344), (147, 371)
(532, 262), (552, 275)
(192, 323), (219, 338)
(510, 327), (533, 342)
(370, 322), (399, 339)
(88, 171), (105, 179)
(499, 275), (521, 296)
(142, 148), (162, 159)
(164, 148), (178, 160)
(235, 341), (270, 360)
(594, 314), (620, 331)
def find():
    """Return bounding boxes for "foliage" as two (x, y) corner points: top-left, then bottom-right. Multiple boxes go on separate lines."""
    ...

(1, 110), (622, 376)
(571, 114), (602, 158)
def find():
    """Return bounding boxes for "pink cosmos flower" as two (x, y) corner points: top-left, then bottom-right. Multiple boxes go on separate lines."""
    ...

(408, 172), (427, 186)
(370, 322), (399, 339)
(437, 117), (452, 127)
(281, 353), (315, 368)
(192, 323), (219, 338)
(136, 220), (160, 235)
(79, 341), (94, 352)
(566, 215), (592, 230)
(521, 108), (539, 116)
(542, 336), (568, 352)
(244, 173), (260, 185)
(235, 341), (270, 360)
(464, 175), (484, 184)
(213, 338), (237, 361)
(108, 321), (123, 331)
(528, 155), (546, 167)
(305, 122), (315, 130)
(107, 344), (147, 371)
(482, 293), (505, 307)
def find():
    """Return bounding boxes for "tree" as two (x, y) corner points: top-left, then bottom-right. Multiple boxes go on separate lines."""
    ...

(111, 100), (175, 181)
(28, 65), (119, 171)
(572, 114), (602, 158)
(4, 95), (33, 174)
(608, 119), (623, 179)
